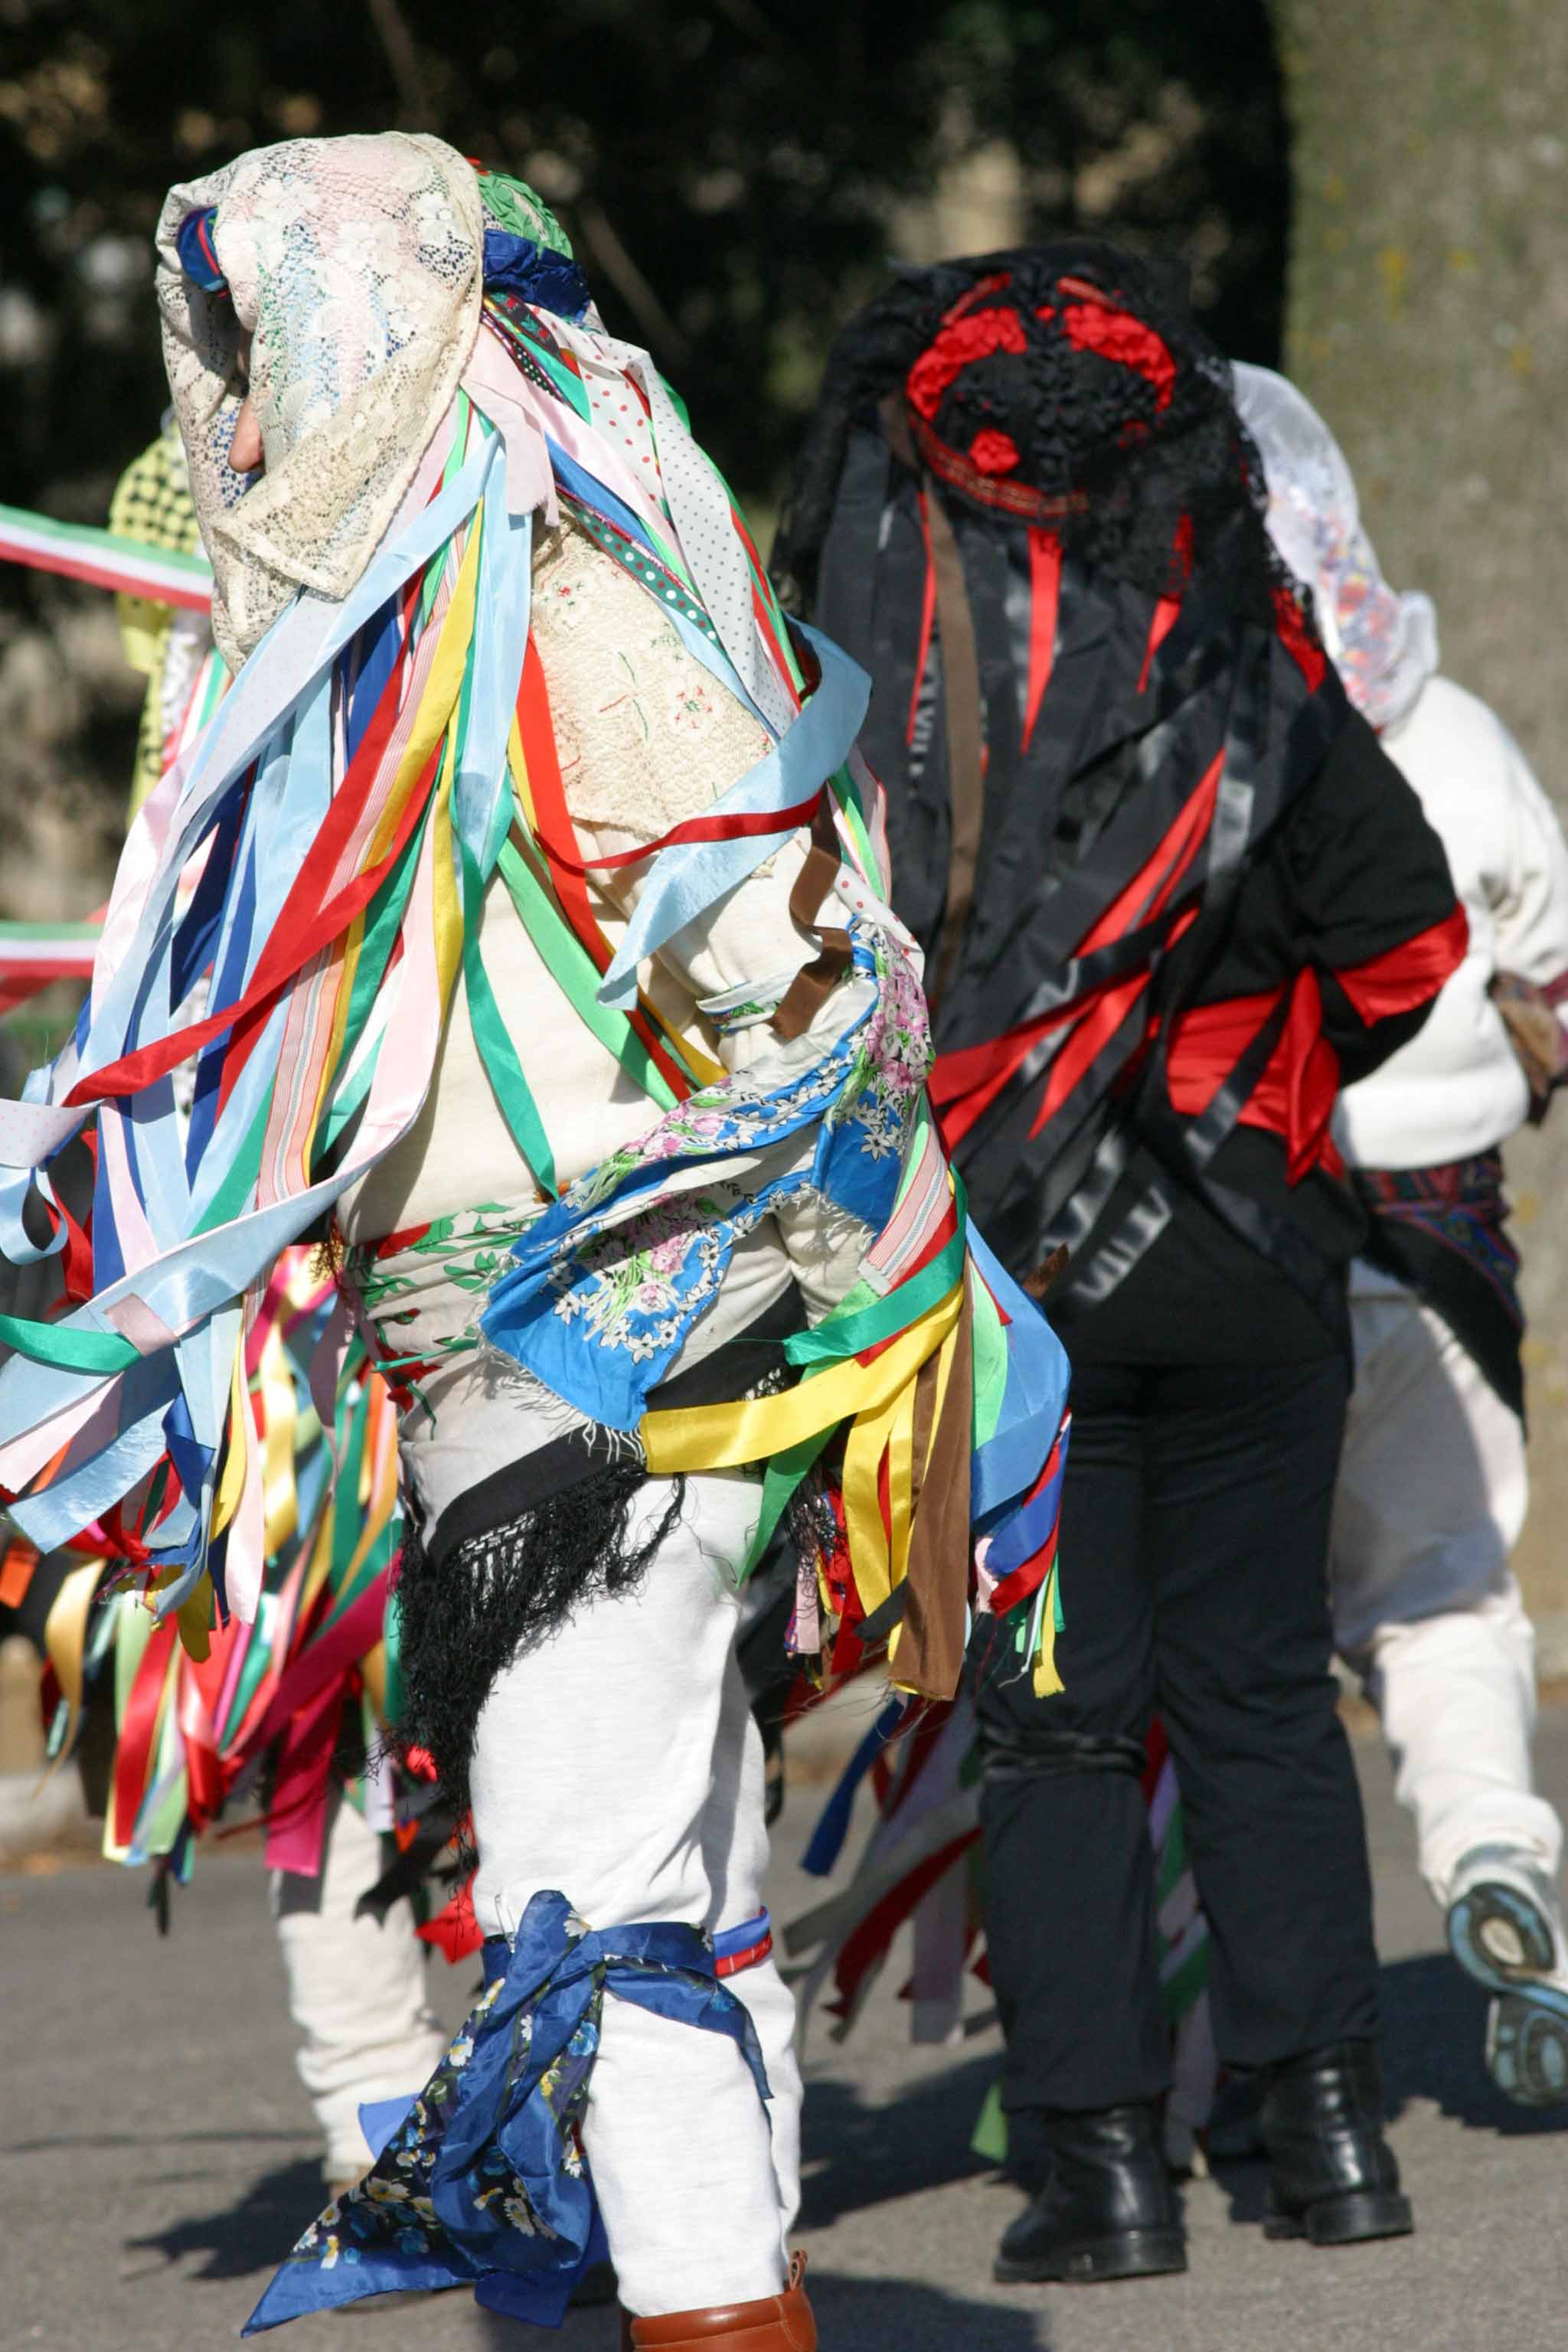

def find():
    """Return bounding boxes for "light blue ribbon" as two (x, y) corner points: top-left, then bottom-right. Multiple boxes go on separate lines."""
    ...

(596, 622), (867, 1009)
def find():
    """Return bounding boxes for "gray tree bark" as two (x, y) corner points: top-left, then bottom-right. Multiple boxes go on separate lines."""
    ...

(1272, 0), (1568, 1633)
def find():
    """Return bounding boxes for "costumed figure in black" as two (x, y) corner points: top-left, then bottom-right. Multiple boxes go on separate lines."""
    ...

(774, 243), (1467, 2282)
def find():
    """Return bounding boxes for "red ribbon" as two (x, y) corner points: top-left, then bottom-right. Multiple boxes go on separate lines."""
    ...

(906, 307), (1028, 422)
(1335, 903), (1468, 1024)
(1055, 298), (1178, 412)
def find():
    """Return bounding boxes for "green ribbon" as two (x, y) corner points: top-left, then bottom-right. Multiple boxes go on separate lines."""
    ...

(739, 1426), (835, 1582)
(970, 1274), (1008, 1449)
(495, 836), (682, 1111)
(783, 1171), (967, 1370)
(462, 836), (560, 1199)
(0, 1312), (138, 1372)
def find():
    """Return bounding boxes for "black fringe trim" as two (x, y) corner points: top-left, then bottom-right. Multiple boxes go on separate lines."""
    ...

(392, 1464), (686, 1859)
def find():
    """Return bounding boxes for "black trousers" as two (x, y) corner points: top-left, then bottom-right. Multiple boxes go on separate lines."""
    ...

(974, 1346), (1380, 2114)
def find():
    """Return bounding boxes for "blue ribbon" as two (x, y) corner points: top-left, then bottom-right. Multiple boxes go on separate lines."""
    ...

(801, 1697), (910, 1877)
(175, 207), (226, 292)
(483, 229), (593, 321)
(243, 1889), (769, 2335)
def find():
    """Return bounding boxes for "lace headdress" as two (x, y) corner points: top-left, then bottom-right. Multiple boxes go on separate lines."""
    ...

(1231, 361), (1437, 732)
(156, 132), (485, 668)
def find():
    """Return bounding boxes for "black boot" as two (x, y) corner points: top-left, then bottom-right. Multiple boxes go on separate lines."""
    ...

(1259, 2040), (1413, 2246)
(994, 2102), (1187, 2284)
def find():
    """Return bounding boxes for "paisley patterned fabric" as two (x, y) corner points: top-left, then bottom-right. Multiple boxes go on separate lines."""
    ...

(243, 1890), (768, 2333)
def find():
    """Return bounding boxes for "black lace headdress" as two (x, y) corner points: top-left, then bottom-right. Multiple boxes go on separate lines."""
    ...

(773, 242), (1347, 1304)
(773, 240), (1279, 621)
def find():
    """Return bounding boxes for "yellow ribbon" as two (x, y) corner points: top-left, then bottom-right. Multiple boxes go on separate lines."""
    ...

(642, 1279), (962, 1476)
(210, 1339), (252, 1544)
(257, 1321), (300, 1560)
(1032, 1562), (1064, 1697)
(38, 1556), (106, 1776)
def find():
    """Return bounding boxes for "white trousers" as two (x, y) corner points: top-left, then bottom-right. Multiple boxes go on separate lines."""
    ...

(1331, 1272), (1563, 1906)
(469, 1469), (800, 2321)
(271, 1785), (447, 2178)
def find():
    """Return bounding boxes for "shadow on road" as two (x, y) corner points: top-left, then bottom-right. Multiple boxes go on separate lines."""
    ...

(799, 2048), (998, 2226)
(808, 2269), (1048, 2349)
(1380, 1952), (1568, 2137)
(123, 2156), (326, 2281)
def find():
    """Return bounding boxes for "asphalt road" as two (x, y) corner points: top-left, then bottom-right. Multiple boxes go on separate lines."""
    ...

(5, 1709), (1567, 2352)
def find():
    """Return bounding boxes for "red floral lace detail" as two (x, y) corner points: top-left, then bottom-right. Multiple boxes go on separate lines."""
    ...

(969, 427), (1021, 476)
(906, 307), (1028, 420)
(1053, 298), (1178, 412)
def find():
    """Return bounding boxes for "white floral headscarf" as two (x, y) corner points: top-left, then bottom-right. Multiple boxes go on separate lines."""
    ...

(156, 133), (484, 669)
(1231, 361), (1438, 733)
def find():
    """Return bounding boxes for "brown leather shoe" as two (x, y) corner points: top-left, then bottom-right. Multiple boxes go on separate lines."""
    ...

(623, 2252), (816, 2350)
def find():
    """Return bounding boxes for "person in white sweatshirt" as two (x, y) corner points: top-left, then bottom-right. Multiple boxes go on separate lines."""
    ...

(1236, 363), (1568, 2109)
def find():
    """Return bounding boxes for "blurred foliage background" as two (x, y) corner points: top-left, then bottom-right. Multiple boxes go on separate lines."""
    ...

(0, 0), (1288, 910)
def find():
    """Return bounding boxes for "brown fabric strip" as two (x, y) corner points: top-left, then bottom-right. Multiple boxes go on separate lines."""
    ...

(891, 1275), (975, 1700)
(879, 395), (985, 1016)
(772, 792), (852, 1041)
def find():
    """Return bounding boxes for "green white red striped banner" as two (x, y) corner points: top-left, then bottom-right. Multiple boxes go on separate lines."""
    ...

(0, 917), (104, 1015)
(0, 502), (211, 612)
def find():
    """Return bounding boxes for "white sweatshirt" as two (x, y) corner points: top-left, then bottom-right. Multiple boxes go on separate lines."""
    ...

(1334, 675), (1568, 1171)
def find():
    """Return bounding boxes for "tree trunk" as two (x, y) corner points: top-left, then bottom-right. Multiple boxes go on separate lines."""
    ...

(1272, 0), (1568, 1644)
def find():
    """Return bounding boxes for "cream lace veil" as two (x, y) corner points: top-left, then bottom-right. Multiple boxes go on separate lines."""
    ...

(156, 132), (485, 669)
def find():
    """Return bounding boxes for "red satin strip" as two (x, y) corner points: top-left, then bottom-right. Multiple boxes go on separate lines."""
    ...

(828, 1830), (979, 2024)
(538, 790), (822, 878)
(69, 694), (437, 1112)
(113, 1613), (177, 1847)
(1027, 969), (1153, 1142)
(905, 491), (938, 749)
(1138, 594), (1181, 696)
(1272, 583), (1328, 689)
(262, 1672), (345, 1876)
(418, 1877), (483, 1963)
(1165, 972), (1341, 1184)
(906, 307), (1028, 422)
(1078, 754), (1222, 961)
(715, 1927), (774, 1978)
(1334, 903), (1468, 1023)
(987, 1523), (1058, 1621)
(930, 748), (1218, 1148)
(176, 1654), (224, 1830)
(0, 1537), (37, 1609)
(1021, 530), (1060, 752)
(517, 639), (692, 1100)
(251, 1571), (391, 1752)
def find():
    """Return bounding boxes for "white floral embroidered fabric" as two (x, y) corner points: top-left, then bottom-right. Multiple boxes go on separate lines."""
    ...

(1232, 361), (1438, 733)
(156, 132), (483, 668)
(531, 515), (775, 842)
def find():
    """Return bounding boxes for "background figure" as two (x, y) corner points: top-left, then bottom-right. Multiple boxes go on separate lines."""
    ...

(1237, 363), (1568, 2110)
(776, 243), (1463, 2285)
(273, 1788), (446, 2196)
